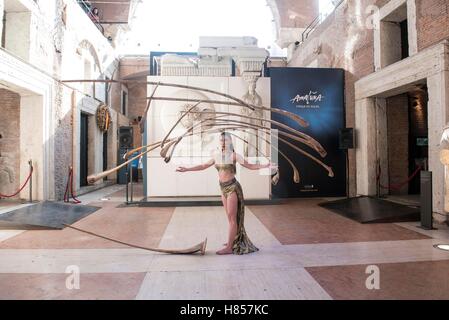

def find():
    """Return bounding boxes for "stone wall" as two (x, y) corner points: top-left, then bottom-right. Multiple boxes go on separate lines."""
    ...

(119, 57), (149, 123)
(275, 0), (319, 29)
(127, 81), (147, 122)
(54, 1), (123, 199)
(0, 89), (20, 198)
(286, 0), (449, 197)
(386, 93), (409, 195)
(0, 0), (127, 200)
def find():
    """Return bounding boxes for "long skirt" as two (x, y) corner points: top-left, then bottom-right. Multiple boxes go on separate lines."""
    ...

(219, 177), (259, 255)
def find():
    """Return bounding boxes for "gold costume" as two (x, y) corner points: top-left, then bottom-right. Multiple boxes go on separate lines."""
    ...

(216, 159), (259, 255)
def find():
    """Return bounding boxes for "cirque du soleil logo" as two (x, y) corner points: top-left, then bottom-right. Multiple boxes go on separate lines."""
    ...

(290, 91), (324, 108)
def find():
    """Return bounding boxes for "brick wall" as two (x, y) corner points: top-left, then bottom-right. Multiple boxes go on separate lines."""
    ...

(417, 0), (449, 50)
(127, 80), (147, 122)
(386, 94), (409, 195)
(285, 0), (449, 196)
(275, 0), (319, 28)
(0, 89), (20, 198)
(119, 57), (149, 142)
(287, 0), (383, 196)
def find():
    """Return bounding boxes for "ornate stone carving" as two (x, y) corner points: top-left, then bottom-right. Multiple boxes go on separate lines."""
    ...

(241, 73), (264, 159)
(179, 103), (201, 128)
(170, 90), (216, 148)
(96, 104), (112, 132)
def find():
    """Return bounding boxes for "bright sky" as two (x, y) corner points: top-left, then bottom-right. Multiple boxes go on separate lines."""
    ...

(319, 0), (337, 18)
(116, 0), (338, 57)
(117, 0), (286, 57)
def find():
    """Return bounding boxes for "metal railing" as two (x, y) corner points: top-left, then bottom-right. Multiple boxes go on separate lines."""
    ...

(0, 160), (34, 203)
(76, 0), (105, 35)
(297, 0), (345, 46)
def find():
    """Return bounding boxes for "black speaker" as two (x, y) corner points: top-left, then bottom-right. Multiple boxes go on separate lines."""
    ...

(117, 147), (138, 184)
(119, 126), (133, 149)
(339, 128), (354, 150)
(117, 148), (129, 185)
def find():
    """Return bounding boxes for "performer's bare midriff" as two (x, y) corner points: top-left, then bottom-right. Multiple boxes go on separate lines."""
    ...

(176, 132), (277, 255)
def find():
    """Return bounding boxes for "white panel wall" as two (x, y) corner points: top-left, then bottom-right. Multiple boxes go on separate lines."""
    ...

(229, 77), (271, 200)
(146, 76), (271, 199)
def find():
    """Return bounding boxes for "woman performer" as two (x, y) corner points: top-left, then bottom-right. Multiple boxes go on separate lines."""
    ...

(176, 132), (277, 255)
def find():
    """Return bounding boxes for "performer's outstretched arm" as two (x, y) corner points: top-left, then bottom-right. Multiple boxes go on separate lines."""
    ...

(235, 153), (276, 171)
(176, 158), (215, 172)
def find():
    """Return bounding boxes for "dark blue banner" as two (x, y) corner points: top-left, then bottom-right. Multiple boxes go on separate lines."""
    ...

(270, 67), (346, 198)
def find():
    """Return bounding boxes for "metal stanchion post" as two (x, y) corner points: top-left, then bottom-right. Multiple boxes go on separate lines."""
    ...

(125, 163), (129, 204)
(29, 160), (33, 203)
(130, 163), (134, 203)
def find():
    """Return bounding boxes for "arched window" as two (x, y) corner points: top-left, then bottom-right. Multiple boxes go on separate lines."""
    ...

(76, 40), (103, 99)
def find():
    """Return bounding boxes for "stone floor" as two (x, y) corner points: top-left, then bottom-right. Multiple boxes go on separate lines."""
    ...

(0, 184), (448, 300)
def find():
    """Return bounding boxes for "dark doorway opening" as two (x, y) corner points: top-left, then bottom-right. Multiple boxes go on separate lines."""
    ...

(408, 85), (428, 194)
(386, 86), (428, 198)
(80, 113), (89, 187)
(400, 19), (409, 60)
(121, 91), (127, 115)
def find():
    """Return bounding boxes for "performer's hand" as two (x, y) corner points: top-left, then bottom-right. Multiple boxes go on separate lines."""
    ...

(176, 166), (188, 173)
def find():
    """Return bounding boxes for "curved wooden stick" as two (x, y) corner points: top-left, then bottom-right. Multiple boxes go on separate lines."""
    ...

(136, 112), (326, 161)
(61, 79), (309, 128)
(125, 115), (230, 160)
(212, 118), (327, 157)
(160, 137), (182, 160)
(63, 79), (320, 159)
(226, 129), (299, 184)
(159, 109), (325, 164)
(151, 96), (309, 128)
(89, 121), (328, 186)
(160, 100), (204, 151)
(87, 140), (167, 183)
(64, 224), (207, 255)
(279, 137), (335, 177)
(70, 79), (331, 185)
(190, 111), (327, 156)
(164, 124), (300, 184)
(209, 127), (299, 183)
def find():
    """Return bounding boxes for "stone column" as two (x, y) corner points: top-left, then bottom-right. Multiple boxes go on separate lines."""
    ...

(20, 95), (44, 201)
(355, 98), (378, 196)
(427, 70), (449, 222)
(406, 0), (418, 56)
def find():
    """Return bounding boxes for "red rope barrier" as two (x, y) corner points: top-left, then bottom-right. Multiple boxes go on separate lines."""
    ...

(64, 166), (81, 204)
(0, 166), (33, 199)
(377, 164), (423, 191)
